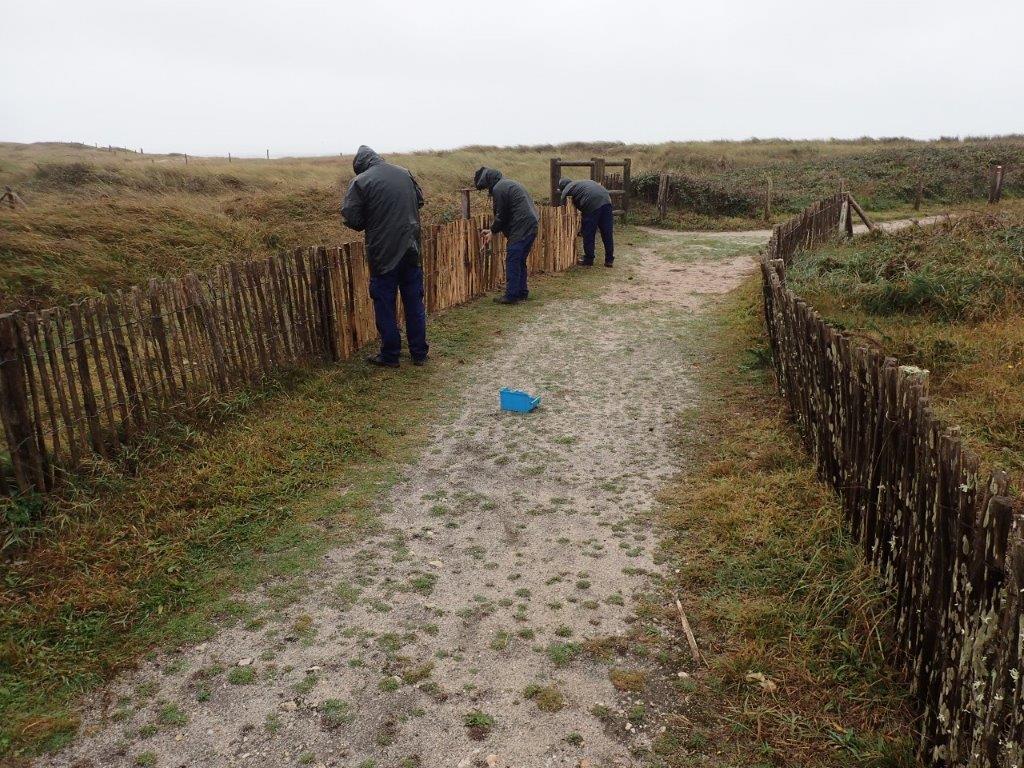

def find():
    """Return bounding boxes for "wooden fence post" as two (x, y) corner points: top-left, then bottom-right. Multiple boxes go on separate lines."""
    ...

(988, 164), (1006, 204)
(657, 173), (669, 221)
(459, 188), (472, 219)
(549, 158), (561, 205)
(914, 179), (923, 210)
(622, 158), (631, 216)
(848, 194), (875, 231)
(590, 157), (606, 185)
(764, 174), (773, 222)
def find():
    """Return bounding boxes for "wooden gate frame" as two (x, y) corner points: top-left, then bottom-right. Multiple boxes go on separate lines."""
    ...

(549, 157), (631, 216)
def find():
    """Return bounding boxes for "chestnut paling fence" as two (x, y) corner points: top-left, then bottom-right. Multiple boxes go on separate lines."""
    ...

(759, 193), (1022, 766)
(0, 206), (580, 496)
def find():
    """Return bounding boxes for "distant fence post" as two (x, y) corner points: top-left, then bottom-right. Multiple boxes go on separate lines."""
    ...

(621, 158), (631, 217)
(764, 174), (773, 222)
(459, 188), (472, 219)
(989, 164), (1005, 203)
(657, 173), (669, 221)
(914, 179), (923, 210)
(549, 157), (561, 205)
(590, 157), (606, 185)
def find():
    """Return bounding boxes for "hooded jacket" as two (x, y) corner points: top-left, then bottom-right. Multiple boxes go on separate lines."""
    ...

(558, 178), (612, 216)
(474, 167), (539, 244)
(341, 145), (425, 276)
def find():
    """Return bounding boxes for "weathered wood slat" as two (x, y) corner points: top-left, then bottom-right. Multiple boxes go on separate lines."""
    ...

(760, 192), (1022, 768)
(0, 206), (580, 493)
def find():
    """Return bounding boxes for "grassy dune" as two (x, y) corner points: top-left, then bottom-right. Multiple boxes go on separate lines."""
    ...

(787, 199), (1024, 475)
(2, 137), (1022, 311)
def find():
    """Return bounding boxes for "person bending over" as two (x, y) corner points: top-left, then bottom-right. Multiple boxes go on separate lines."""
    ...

(342, 145), (428, 368)
(558, 177), (614, 267)
(475, 167), (539, 305)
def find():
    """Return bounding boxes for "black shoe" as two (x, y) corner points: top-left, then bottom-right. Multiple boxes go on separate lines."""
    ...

(412, 357), (428, 367)
(366, 355), (399, 368)
(604, 261), (614, 268)
(577, 259), (594, 267)
(493, 296), (519, 305)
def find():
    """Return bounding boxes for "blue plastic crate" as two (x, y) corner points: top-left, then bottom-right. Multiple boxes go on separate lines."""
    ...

(500, 388), (540, 413)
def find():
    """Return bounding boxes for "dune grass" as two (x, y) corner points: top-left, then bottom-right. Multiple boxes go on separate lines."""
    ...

(2, 137), (1022, 310)
(786, 199), (1024, 474)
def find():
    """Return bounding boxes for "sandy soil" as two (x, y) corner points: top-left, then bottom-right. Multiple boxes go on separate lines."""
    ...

(35, 229), (764, 768)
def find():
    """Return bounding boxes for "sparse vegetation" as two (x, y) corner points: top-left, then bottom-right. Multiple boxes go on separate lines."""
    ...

(226, 667), (255, 685)
(608, 668), (646, 692)
(321, 699), (355, 728)
(545, 642), (581, 668)
(523, 684), (565, 713)
(463, 710), (495, 740)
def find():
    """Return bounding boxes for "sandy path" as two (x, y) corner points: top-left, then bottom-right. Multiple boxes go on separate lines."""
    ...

(37, 229), (763, 768)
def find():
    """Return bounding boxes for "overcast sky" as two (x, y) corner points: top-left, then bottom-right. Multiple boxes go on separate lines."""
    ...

(2, 0), (1021, 156)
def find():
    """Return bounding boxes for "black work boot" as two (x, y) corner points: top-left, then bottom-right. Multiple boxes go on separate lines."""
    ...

(577, 259), (594, 267)
(493, 296), (519, 305)
(366, 355), (399, 368)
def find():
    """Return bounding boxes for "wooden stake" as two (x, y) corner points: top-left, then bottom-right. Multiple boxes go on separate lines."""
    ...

(549, 157), (561, 206)
(657, 173), (669, 221)
(674, 597), (701, 664)
(847, 194), (875, 231)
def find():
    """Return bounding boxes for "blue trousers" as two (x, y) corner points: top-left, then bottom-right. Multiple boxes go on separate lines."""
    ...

(581, 203), (615, 264)
(505, 231), (536, 300)
(369, 250), (429, 363)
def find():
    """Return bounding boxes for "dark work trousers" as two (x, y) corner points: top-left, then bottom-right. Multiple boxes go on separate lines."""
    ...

(505, 231), (537, 300)
(369, 248), (429, 363)
(580, 203), (615, 265)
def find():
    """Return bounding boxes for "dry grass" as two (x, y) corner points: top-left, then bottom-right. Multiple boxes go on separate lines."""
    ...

(651, 283), (915, 767)
(2, 138), (1022, 310)
(787, 199), (1024, 474)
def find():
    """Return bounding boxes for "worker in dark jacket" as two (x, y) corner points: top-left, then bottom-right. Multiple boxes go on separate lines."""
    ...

(475, 167), (539, 304)
(559, 178), (614, 267)
(342, 145), (428, 367)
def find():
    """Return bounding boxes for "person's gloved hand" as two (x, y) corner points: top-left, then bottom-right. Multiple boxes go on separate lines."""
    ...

(480, 229), (493, 246)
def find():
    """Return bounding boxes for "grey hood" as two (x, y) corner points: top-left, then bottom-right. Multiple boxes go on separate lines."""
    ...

(353, 145), (384, 175)
(558, 177), (571, 193)
(474, 167), (503, 192)
(341, 147), (424, 276)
